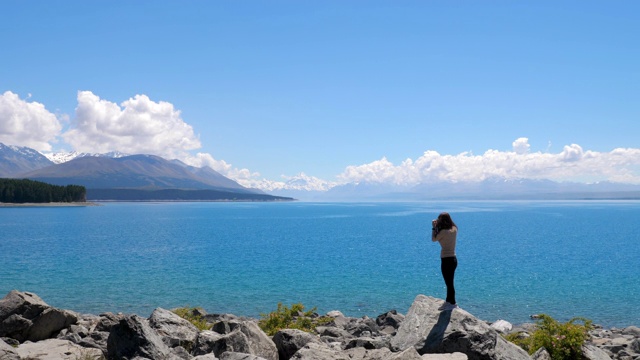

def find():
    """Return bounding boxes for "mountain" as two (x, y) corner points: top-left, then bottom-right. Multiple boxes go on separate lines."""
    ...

(0, 142), (293, 201)
(19, 154), (255, 192)
(0, 143), (54, 177)
(170, 159), (249, 192)
(0, 143), (293, 201)
(319, 178), (640, 201)
(18, 154), (294, 201)
(44, 150), (129, 164)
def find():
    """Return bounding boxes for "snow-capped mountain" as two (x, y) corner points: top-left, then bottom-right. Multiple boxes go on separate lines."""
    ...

(256, 173), (336, 199)
(43, 150), (129, 164)
(260, 172), (336, 192)
(0, 143), (53, 177)
(0, 142), (263, 195)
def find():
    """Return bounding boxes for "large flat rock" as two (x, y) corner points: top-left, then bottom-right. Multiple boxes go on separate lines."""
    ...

(391, 295), (531, 360)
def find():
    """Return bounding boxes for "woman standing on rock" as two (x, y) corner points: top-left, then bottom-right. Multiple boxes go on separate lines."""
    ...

(432, 212), (458, 311)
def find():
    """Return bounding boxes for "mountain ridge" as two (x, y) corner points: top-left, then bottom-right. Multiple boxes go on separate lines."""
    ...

(43, 150), (129, 164)
(0, 143), (54, 177)
(0, 142), (293, 201)
(19, 154), (255, 193)
(272, 178), (640, 201)
(2, 142), (640, 201)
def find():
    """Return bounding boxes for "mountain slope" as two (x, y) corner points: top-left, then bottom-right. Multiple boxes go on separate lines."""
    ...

(0, 143), (54, 177)
(171, 159), (248, 191)
(320, 178), (640, 200)
(20, 154), (255, 193)
(44, 150), (128, 164)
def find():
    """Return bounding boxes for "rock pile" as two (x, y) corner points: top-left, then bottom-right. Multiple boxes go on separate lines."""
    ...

(587, 325), (640, 360)
(1, 290), (638, 360)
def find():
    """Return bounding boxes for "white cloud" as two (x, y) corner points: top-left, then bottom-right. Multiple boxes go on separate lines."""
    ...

(6, 89), (640, 190)
(560, 144), (584, 162)
(245, 173), (337, 192)
(62, 91), (201, 159)
(337, 140), (640, 185)
(512, 137), (530, 155)
(0, 91), (62, 151)
(182, 152), (260, 183)
(183, 152), (233, 174)
(52, 91), (263, 186)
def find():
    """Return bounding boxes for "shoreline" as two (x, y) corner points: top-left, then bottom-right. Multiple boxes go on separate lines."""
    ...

(1, 291), (637, 360)
(0, 201), (99, 207)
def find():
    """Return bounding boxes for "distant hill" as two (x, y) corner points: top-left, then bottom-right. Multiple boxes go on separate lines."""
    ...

(0, 143), (54, 177)
(0, 143), (292, 201)
(20, 154), (255, 192)
(317, 178), (640, 201)
(19, 155), (293, 201)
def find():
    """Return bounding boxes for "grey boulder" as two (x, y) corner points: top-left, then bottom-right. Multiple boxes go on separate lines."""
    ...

(219, 352), (269, 360)
(531, 347), (551, 360)
(343, 347), (393, 360)
(581, 344), (613, 360)
(291, 341), (350, 360)
(0, 290), (77, 342)
(0, 338), (20, 360)
(193, 355), (219, 360)
(107, 314), (172, 360)
(423, 354), (469, 359)
(149, 307), (200, 350)
(390, 295), (531, 360)
(207, 319), (278, 360)
(273, 328), (323, 360)
(12, 338), (103, 360)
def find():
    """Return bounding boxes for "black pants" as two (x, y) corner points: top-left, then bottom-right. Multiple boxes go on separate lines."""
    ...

(441, 256), (457, 305)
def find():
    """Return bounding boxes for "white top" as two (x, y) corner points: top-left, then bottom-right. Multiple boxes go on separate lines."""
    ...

(432, 226), (457, 258)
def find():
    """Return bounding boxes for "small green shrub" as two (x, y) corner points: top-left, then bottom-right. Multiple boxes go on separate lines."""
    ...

(507, 314), (593, 360)
(505, 331), (533, 353)
(172, 306), (211, 331)
(258, 303), (332, 336)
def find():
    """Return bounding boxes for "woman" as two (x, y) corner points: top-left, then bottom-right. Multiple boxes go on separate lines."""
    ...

(431, 212), (458, 311)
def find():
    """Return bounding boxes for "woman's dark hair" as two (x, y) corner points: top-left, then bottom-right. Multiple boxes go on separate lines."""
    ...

(437, 212), (456, 230)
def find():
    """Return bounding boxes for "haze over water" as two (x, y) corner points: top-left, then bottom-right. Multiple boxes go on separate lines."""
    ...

(1, 201), (638, 328)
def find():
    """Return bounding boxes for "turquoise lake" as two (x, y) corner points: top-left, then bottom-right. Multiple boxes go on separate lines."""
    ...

(1, 201), (638, 327)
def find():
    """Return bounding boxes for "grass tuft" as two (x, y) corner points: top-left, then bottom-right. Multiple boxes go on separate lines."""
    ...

(258, 302), (333, 336)
(172, 306), (211, 331)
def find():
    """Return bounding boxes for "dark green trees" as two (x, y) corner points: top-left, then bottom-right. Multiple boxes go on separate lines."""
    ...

(0, 178), (86, 203)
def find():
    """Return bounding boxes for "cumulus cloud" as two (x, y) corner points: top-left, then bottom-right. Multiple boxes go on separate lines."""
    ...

(560, 144), (584, 162)
(338, 138), (640, 185)
(6, 89), (640, 190)
(62, 91), (201, 159)
(241, 173), (337, 192)
(44, 90), (262, 185)
(182, 152), (260, 184)
(0, 91), (62, 151)
(512, 137), (530, 155)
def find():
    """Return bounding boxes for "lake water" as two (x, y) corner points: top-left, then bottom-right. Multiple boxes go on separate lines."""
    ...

(1, 201), (638, 328)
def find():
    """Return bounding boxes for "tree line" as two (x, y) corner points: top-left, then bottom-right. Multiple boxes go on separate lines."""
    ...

(0, 178), (86, 203)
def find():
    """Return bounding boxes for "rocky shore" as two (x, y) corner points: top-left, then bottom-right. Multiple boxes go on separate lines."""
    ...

(1, 291), (638, 360)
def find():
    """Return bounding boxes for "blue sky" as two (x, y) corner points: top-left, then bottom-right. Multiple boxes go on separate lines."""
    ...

(1, 1), (639, 189)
